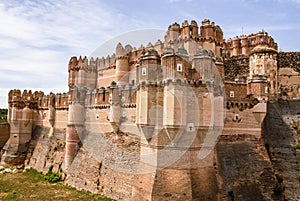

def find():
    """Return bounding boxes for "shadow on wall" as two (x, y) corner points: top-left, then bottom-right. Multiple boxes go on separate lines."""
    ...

(263, 100), (300, 201)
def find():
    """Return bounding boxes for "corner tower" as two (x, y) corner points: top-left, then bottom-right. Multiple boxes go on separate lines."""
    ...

(1, 90), (37, 166)
(247, 45), (278, 100)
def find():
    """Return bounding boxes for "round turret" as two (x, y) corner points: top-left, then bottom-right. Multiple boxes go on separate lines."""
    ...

(115, 42), (129, 86)
(192, 48), (213, 80)
(181, 20), (190, 39)
(176, 46), (188, 57)
(167, 22), (181, 42)
(163, 46), (175, 57)
(190, 20), (199, 40)
(140, 48), (160, 61)
(138, 49), (161, 84)
(248, 45), (278, 98)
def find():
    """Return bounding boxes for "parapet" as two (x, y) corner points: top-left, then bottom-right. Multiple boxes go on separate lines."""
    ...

(8, 89), (44, 109)
(201, 19), (211, 27)
(54, 93), (69, 109)
(68, 56), (100, 72)
(165, 20), (201, 42)
(199, 19), (223, 45)
(225, 31), (278, 57)
(7, 89), (73, 112)
(168, 22), (180, 31)
(190, 20), (198, 27)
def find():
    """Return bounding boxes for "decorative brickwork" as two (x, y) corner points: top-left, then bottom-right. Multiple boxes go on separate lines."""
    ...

(1, 19), (299, 201)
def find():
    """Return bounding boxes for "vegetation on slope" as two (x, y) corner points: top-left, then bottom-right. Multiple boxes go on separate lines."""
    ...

(0, 168), (114, 201)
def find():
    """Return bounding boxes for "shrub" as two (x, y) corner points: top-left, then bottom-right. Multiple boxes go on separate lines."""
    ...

(44, 165), (62, 183)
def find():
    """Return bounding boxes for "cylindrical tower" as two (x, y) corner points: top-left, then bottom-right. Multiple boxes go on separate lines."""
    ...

(48, 93), (56, 134)
(86, 57), (97, 90)
(76, 56), (85, 88)
(190, 20), (199, 40)
(161, 46), (189, 129)
(136, 49), (162, 136)
(248, 45), (278, 100)
(167, 22), (180, 42)
(241, 36), (249, 55)
(68, 56), (77, 88)
(181, 20), (190, 39)
(64, 87), (86, 171)
(232, 37), (241, 56)
(115, 43), (130, 86)
(200, 19), (216, 54)
(215, 25), (223, 57)
(108, 82), (122, 133)
(1, 89), (36, 166)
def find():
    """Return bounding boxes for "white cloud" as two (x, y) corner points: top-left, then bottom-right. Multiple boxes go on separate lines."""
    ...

(0, 0), (151, 108)
(0, 0), (298, 109)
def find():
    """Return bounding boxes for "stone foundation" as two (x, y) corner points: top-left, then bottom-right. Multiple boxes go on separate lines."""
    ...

(264, 100), (300, 200)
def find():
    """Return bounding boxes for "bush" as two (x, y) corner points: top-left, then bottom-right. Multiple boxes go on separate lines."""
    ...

(44, 165), (62, 183)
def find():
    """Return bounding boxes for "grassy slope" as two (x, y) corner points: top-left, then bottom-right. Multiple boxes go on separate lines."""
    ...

(0, 169), (114, 201)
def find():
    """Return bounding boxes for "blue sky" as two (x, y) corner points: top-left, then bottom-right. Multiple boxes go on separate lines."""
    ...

(0, 0), (299, 108)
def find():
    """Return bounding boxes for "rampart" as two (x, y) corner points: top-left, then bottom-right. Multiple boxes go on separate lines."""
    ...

(1, 19), (299, 200)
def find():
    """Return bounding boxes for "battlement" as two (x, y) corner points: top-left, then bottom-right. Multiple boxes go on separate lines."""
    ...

(224, 31), (278, 57)
(165, 19), (224, 56)
(85, 85), (137, 109)
(200, 19), (223, 44)
(7, 89), (71, 112)
(8, 89), (44, 110)
(2, 19), (300, 201)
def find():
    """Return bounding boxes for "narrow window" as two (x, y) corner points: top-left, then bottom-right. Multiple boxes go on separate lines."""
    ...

(265, 87), (269, 94)
(187, 123), (195, 132)
(142, 67), (147, 76)
(103, 91), (105, 101)
(230, 91), (234, 98)
(177, 63), (183, 72)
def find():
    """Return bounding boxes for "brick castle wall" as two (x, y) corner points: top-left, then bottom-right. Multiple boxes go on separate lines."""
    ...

(0, 123), (10, 149)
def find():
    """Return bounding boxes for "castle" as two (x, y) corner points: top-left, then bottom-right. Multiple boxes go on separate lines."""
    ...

(1, 19), (300, 200)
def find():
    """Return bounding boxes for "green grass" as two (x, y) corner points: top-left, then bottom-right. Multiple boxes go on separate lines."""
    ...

(0, 169), (115, 201)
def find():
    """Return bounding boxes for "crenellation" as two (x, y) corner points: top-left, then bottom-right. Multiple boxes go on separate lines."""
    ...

(1, 18), (299, 201)
(225, 32), (278, 57)
(54, 92), (68, 110)
(104, 55), (111, 68)
(116, 42), (125, 57)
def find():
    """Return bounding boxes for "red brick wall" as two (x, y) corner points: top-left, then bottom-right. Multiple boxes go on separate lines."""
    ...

(249, 82), (268, 97)
(225, 82), (247, 102)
